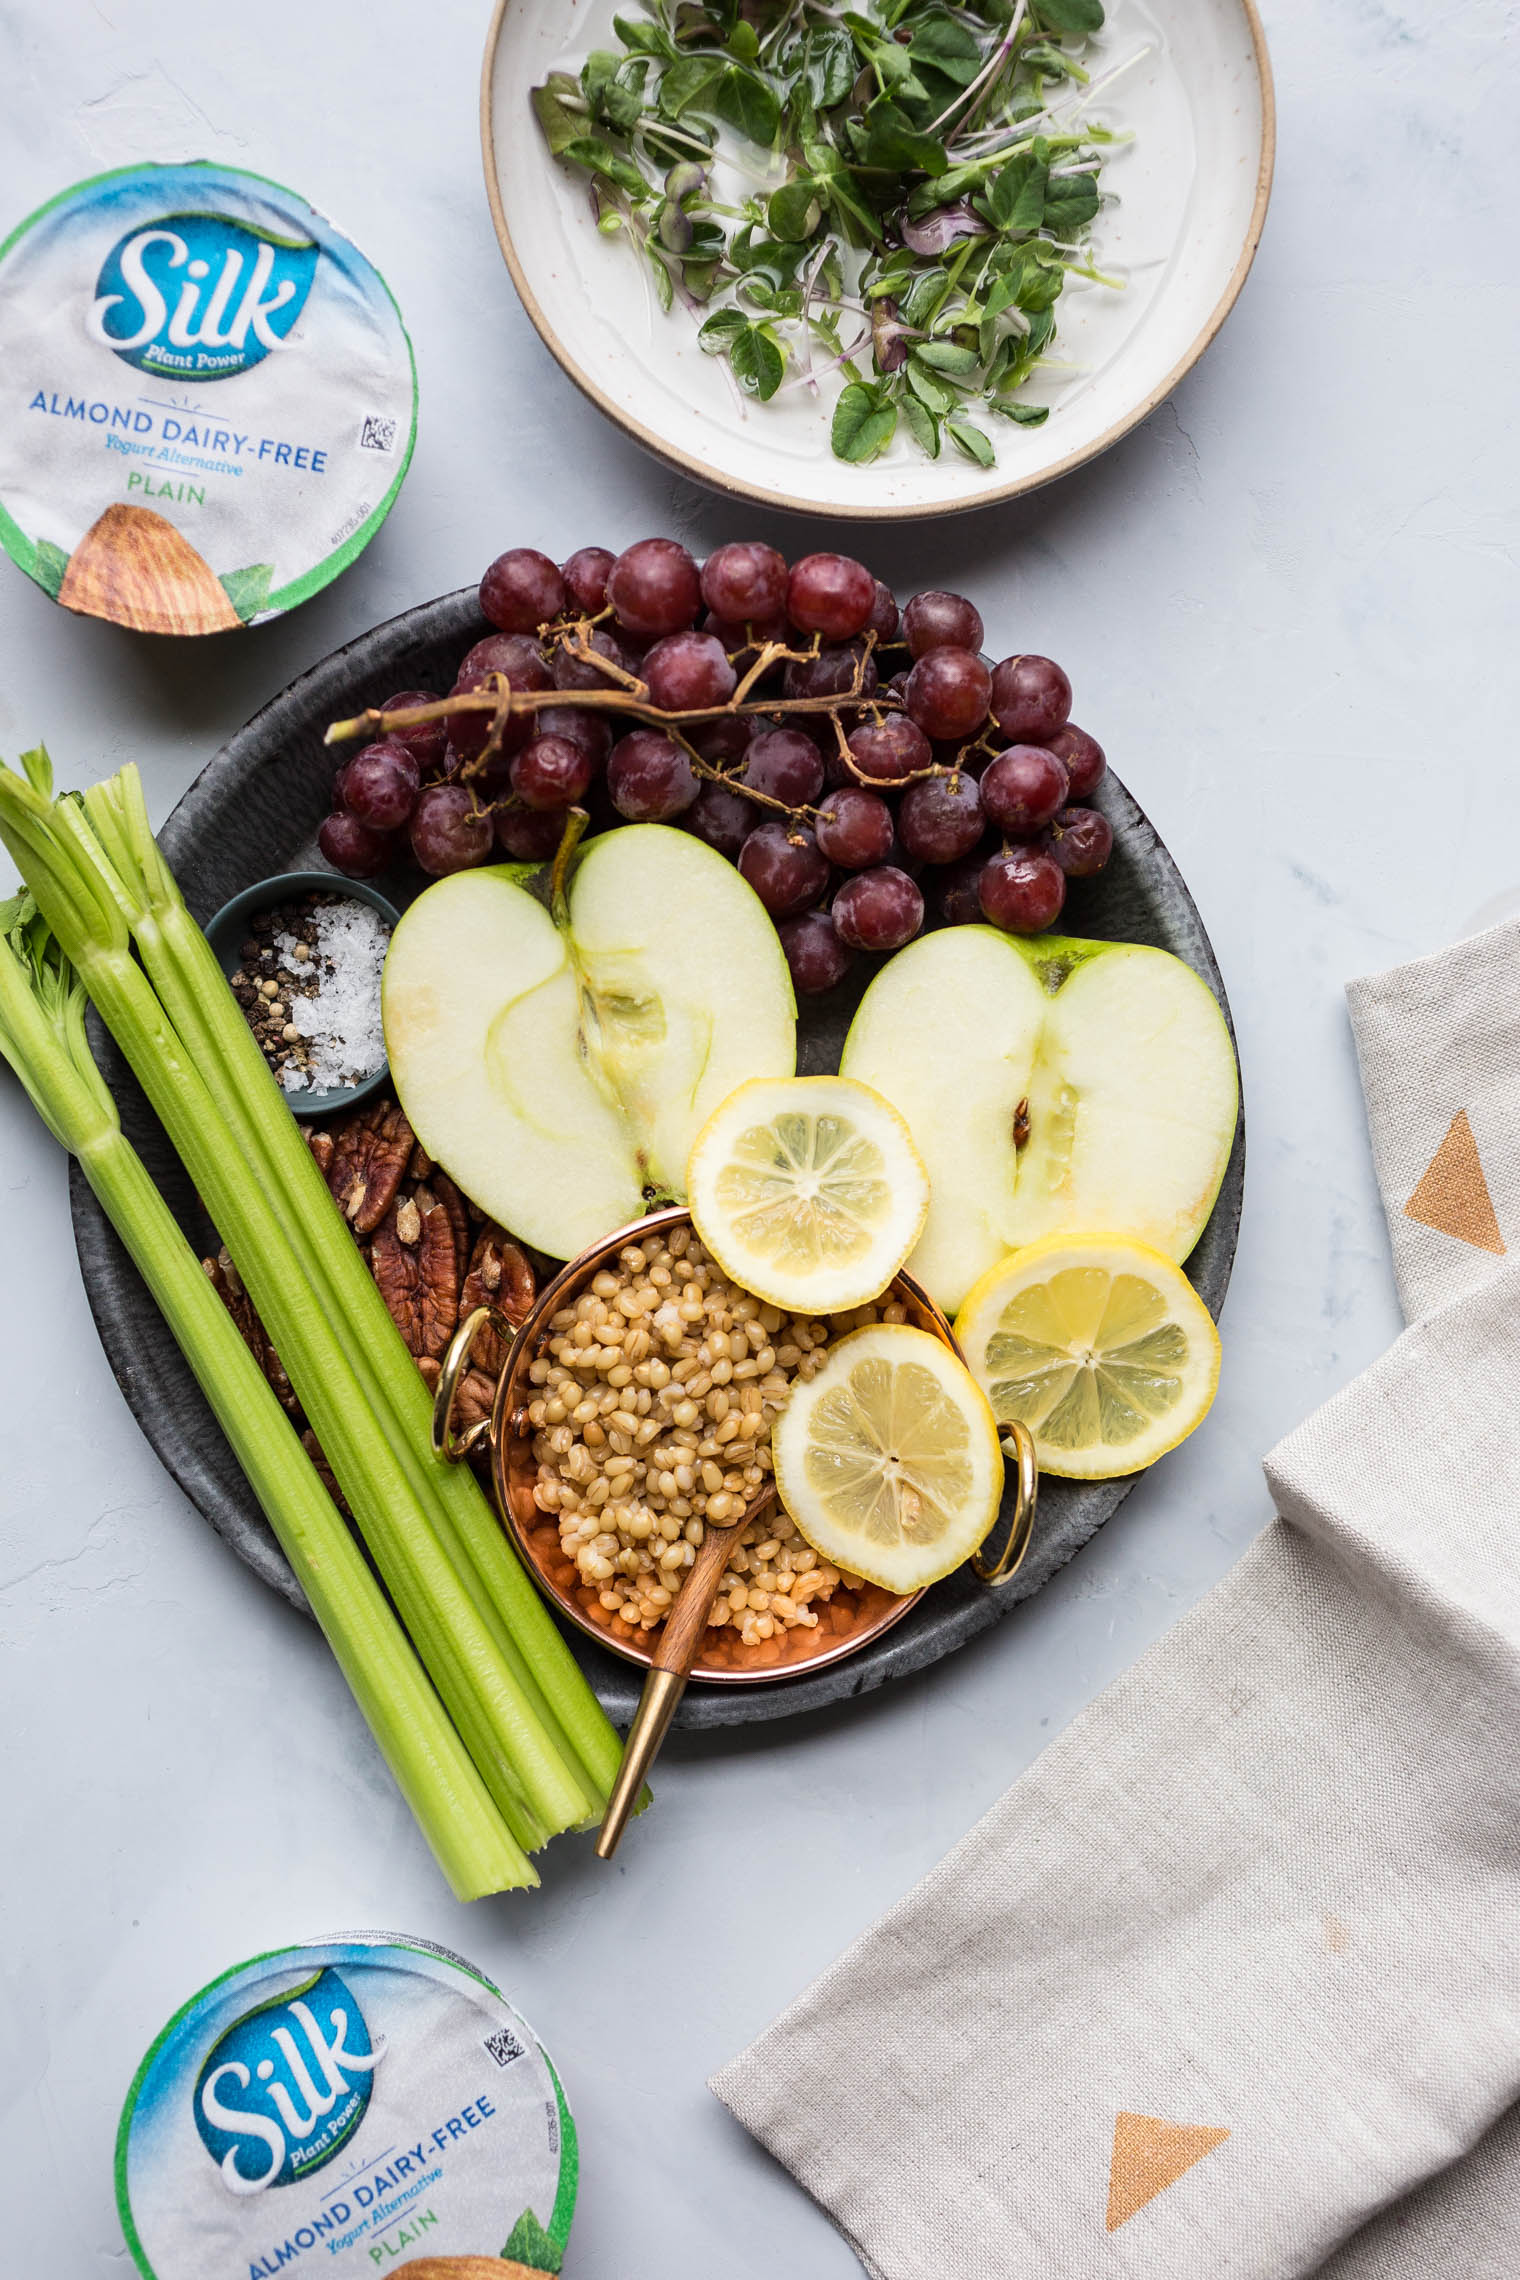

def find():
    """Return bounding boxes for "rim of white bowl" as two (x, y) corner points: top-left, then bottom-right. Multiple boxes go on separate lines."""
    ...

(479, 0), (1276, 522)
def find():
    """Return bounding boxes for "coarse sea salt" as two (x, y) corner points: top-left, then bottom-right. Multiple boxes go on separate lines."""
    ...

(277, 898), (388, 1094)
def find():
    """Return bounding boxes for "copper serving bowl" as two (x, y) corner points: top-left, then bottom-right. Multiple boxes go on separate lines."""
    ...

(433, 1206), (1032, 1687)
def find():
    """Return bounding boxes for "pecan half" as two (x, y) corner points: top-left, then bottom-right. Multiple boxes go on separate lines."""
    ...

(459, 1227), (537, 1376)
(300, 1429), (350, 1517)
(419, 1357), (499, 1437)
(204, 1246), (252, 1333)
(305, 1126), (336, 1177)
(418, 1349), (498, 1442)
(327, 1099), (414, 1235)
(498, 1236), (537, 1328)
(370, 1186), (460, 1359)
(204, 1248), (299, 1416)
(458, 1368), (498, 1433)
(416, 1190), (462, 1355)
(431, 1168), (473, 1284)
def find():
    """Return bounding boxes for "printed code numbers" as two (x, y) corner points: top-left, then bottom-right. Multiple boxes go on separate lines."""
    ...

(360, 415), (397, 452)
(485, 2025), (526, 2068)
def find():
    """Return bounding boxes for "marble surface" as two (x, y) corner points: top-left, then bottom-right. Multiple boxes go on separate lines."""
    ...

(2, 2), (1517, 2272)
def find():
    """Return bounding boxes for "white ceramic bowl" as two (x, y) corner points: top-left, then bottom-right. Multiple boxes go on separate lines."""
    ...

(481, 0), (1273, 520)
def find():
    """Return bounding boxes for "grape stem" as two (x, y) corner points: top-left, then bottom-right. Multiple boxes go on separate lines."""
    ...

(325, 638), (883, 740)
(323, 620), (970, 827)
(675, 737), (816, 824)
(827, 710), (954, 794)
(555, 621), (650, 694)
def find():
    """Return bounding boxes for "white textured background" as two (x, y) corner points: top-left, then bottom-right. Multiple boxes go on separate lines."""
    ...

(2, 2), (1517, 2272)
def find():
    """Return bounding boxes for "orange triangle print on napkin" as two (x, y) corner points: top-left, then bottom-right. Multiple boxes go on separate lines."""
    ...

(1404, 1111), (1505, 1255)
(1105, 2112), (1230, 2231)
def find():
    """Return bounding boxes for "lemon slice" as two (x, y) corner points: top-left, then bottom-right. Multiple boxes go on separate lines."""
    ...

(686, 1075), (929, 1313)
(772, 1324), (1004, 1593)
(955, 1235), (1221, 1479)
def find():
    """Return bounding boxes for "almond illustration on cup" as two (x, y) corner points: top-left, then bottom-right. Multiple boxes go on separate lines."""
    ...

(57, 502), (241, 636)
(395, 2261), (555, 2279)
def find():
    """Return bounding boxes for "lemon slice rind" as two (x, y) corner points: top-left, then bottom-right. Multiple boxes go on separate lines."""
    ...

(686, 1075), (930, 1314)
(773, 1323), (1004, 1594)
(955, 1234), (1220, 1480)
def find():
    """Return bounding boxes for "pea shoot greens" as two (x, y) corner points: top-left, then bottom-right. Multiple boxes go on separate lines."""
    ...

(532, 0), (1128, 467)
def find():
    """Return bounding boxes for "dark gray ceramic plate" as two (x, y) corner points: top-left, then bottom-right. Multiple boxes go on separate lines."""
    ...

(68, 589), (1244, 1730)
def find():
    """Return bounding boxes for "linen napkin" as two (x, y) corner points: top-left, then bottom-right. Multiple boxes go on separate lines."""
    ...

(712, 914), (1520, 2279)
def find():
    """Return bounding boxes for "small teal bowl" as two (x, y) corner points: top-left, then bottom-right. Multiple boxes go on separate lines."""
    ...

(204, 870), (402, 1119)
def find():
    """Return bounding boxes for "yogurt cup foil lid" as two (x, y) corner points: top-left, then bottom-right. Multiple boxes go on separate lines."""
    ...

(0, 162), (417, 635)
(117, 1933), (577, 2278)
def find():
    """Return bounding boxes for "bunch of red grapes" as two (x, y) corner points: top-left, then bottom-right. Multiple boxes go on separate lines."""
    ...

(320, 536), (1112, 997)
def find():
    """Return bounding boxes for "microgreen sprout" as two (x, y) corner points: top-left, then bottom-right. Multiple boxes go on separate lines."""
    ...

(532, 0), (1124, 465)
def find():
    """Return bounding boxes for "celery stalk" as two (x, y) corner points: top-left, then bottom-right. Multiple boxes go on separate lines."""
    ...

(0, 760), (597, 1847)
(88, 769), (624, 1801)
(0, 900), (533, 1900)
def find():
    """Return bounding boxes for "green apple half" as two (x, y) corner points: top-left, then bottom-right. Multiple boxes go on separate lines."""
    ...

(839, 927), (1238, 1313)
(382, 824), (796, 1259)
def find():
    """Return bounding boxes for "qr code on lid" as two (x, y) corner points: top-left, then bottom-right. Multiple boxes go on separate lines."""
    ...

(359, 414), (397, 452)
(485, 2024), (526, 2067)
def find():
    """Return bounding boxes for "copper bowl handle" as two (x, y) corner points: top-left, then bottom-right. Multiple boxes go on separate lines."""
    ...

(430, 1303), (516, 1463)
(970, 1421), (1039, 1587)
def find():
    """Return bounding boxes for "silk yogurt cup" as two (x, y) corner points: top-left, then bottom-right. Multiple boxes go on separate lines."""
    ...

(116, 1934), (577, 2277)
(0, 162), (416, 634)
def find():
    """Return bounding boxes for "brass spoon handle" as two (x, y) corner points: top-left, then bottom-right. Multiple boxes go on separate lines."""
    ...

(595, 1484), (777, 1859)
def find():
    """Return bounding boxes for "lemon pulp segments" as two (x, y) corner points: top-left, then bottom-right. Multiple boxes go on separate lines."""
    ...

(805, 1351), (978, 1548)
(774, 1325), (1003, 1593)
(715, 1107), (891, 1275)
(989, 1267), (1186, 1451)
(686, 1076), (929, 1313)
(957, 1236), (1219, 1480)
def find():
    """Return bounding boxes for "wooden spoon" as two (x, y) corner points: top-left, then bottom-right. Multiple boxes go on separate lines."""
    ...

(594, 1483), (777, 1858)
